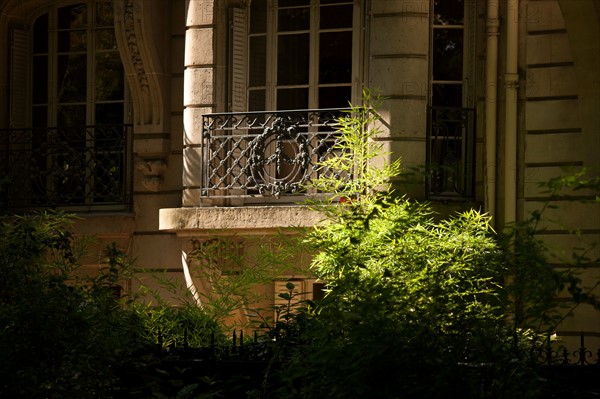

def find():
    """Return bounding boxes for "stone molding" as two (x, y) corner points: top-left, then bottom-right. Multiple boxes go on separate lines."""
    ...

(114, 0), (166, 133)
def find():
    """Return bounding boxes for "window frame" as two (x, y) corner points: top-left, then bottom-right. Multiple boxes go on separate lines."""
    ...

(241, 0), (363, 112)
(3, 1), (132, 212)
(426, 0), (477, 201)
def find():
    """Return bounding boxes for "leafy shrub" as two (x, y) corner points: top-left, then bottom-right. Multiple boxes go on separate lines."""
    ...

(0, 212), (141, 398)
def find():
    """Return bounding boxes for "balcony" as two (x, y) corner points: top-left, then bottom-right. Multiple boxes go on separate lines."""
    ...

(0, 125), (132, 212)
(199, 108), (350, 205)
(426, 106), (476, 200)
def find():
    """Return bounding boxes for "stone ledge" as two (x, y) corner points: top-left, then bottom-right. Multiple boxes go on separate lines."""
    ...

(159, 205), (326, 236)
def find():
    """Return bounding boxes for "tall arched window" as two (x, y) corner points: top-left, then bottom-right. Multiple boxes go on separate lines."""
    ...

(5, 1), (131, 211)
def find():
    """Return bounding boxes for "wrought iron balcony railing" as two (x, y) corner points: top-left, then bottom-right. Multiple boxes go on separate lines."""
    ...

(201, 109), (350, 201)
(426, 106), (476, 200)
(0, 125), (132, 212)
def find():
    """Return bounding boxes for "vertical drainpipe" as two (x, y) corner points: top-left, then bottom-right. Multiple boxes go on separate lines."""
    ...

(504, 0), (519, 225)
(485, 0), (500, 225)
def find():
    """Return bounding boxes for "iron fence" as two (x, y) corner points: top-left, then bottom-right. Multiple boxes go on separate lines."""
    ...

(0, 125), (132, 212)
(200, 108), (351, 200)
(162, 329), (600, 366)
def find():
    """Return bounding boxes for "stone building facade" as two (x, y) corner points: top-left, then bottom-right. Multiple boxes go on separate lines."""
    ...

(1, 0), (598, 344)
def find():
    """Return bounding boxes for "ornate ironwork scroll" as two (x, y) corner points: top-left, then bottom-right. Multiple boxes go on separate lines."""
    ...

(201, 108), (349, 200)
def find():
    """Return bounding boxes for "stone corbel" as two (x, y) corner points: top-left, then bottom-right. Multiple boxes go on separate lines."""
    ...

(113, 0), (166, 133)
(136, 158), (167, 192)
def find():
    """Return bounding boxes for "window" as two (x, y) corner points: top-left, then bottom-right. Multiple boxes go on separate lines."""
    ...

(239, 0), (359, 112)
(32, 2), (126, 130)
(427, 0), (476, 199)
(4, 1), (130, 211)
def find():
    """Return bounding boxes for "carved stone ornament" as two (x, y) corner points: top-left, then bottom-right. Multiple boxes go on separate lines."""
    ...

(113, 0), (165, 130)
(136, 158), (167, 192)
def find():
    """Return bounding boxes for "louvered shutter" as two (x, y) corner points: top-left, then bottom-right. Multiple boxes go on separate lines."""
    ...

(10, 28), (29, 128)
(229, 7), (247, 112)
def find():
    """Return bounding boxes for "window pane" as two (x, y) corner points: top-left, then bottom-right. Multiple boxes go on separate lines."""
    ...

(433, 0), (464, 25)
(319, 86), (351, 109)
(320, 4), (353, 29)
(32, 56), (48, 104)
(96, 28), (117, 50)
(250, 0), (267, 34)
(249, 36), (266, 87)
(249, 89), (266, 112)
(277, 88), (308, 110)
(58, 105), (86, 127)
(432, 84), (463, 107)
(57, 54), (87, 103)
(95, 103), (124, 125)
(279, 0), (309, 6)
(32, 106), (47, 128)
(278, 7), (310, 32)
(96, 1), (114, 26)
(432, 28), (463, 81)
(277, 34), (309, 85)
(96, 53), (124, 101)
(58, 4), (87, 29)
(319, 31), (352, 84)
(58, 31), (87, 52)
(33, 14), (48, 54)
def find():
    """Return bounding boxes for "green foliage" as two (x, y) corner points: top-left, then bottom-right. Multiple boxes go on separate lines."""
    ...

(309, 88), (401, 203)
(256, 93), (580, 398)
(263, 199), (532, 399)
(132, 302), (222, 348)
(185, 235), (308, 330)
(0, 212), (227, 398)
(0, 212), (141, 398)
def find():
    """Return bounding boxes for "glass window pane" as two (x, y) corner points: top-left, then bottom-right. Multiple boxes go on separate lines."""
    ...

(57, 105), (87, 127)
(432, 28), (463, 81)
(250, 0), (267, 34)
(96, 28), (117, 50)
(58, 31), (87, 52)
(278, 7), (310, 32)
(277, 88), (308, 110)
(57, 54), (87, 103)
(33, 14), (48, 54)
(279, 0), (309, 6)
(249, 89), (266, 112)
(96, 1), (114, 26)
(249, 36), (266, 87)
(433, 0), (464, 25)
(32, 106), (47, 128)
(95, 103), (124, 125)
(58, 4), (87, 29)
(321, 0), (351, 4)
(320, 5), (353, 29)
(32, 56), (48, 104)
(432, 84), (463, 107)
(319, 86), (351, 109)
(96, 53), (124, 101)
(277, 34), (309, 85)
(319, 31), (352, 84)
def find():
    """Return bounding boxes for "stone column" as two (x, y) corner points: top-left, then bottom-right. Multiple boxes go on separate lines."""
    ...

(183, 0), (215, 206)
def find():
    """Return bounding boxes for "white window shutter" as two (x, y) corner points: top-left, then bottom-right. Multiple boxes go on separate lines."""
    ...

(229, 7), (247, 112)
(10, 28), (30, 128)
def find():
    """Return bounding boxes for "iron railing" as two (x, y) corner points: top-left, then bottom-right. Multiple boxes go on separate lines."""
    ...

(0, 125), (132, 212)
(427, 106), (476, 200)
(200, 109), (350, 201)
